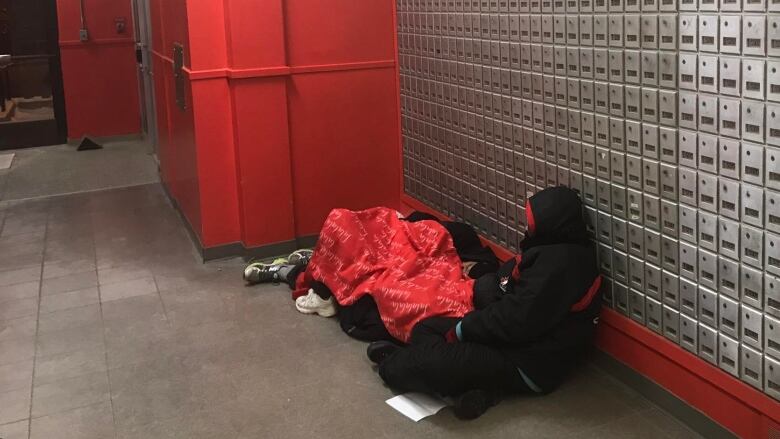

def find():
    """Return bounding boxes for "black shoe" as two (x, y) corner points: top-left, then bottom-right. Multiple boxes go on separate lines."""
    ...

(453, 389), (498, 420)
(367, 341), (400, 364)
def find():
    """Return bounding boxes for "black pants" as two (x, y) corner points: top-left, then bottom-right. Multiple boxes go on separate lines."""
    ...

(378, 317), (530, 397)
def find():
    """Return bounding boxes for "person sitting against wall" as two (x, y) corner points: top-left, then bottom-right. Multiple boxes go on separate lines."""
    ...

(366, 186), (602, 419)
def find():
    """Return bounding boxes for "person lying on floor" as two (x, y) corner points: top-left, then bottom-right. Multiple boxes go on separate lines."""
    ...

(366, 186), (602, 420)
(242, 210), (499, 328)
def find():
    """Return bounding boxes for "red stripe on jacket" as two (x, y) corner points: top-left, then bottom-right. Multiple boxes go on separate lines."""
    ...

(525, 200), (536, 235)
(571, 275), (602, 312)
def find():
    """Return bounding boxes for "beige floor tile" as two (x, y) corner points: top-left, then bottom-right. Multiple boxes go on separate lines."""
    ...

(36, 323), (104, 358)
(97, 265), (153, 286)
(0, 266), (41, 288)
(100, 277), (157, 303)
(0, 419), (29, 439)
(31, 371), (110, 418)
(0, 280), (39, 303)
(41, 259), (96, 280)
(0, 336), (35, 366)
(0, 297), (38, 320)
(0, 387), (31, 425)
(39, 287), (99, 313)
(0, 316), (37, 343)
(30, 401), (115, 439)
(40, 271), (97, 296)
(0, 360), (34, 393)
(37, 304), (101, 334)
(34, 346), (107, 386)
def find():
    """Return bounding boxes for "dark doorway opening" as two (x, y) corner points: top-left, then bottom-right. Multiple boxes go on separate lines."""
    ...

(0, 0), (68, 150)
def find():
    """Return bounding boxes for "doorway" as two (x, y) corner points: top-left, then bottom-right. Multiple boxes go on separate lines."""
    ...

(0, 0), (67, 150)
(132, 0), (157, 152)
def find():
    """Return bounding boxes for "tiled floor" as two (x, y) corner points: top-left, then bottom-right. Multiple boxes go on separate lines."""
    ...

(0, 139), (158, 203)
(0, 183), (703, 439)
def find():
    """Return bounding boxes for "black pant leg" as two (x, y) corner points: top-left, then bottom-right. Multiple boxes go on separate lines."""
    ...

(378, 338), (527, 397)
(285, 264), (307, 289)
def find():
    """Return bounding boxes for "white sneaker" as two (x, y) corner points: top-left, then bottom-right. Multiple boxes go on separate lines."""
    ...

(295, 289), (337, 317)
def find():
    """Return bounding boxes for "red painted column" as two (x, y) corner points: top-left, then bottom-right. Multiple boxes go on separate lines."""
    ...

(184, 0), (241, 247)
(151, 0), (400, 253)
(284, 0), (401, 236)
(222, 0), (296, 248)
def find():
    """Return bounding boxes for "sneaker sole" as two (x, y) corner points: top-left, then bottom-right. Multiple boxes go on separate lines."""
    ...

(295, 302), (337, 317)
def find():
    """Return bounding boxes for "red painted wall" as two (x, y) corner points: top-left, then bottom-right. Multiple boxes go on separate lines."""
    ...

(288, 68), (401, 236)
(56, 0), (140, 139)
(283, 1), (400, 237)
(150, 0), (400, 250)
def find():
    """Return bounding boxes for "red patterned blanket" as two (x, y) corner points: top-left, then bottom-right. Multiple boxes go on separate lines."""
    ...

(295, 207), (475, 342)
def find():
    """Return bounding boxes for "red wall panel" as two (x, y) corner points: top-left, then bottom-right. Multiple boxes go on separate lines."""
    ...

(231, 78), (296, 247)
(184, 0), (227, 71)
(157, 0), (189, 59)
(288, 68), (401, 236)
(164, 67), (201, 237)
(148, 0), (164, 54)
(191, 79), (241, 247)
(285, 0), (396, 66)
(224, 0), (286, 69)
(56, 0), (140, 139)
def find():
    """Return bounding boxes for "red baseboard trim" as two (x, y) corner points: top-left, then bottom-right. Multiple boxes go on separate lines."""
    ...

(401, 193), (780, 439)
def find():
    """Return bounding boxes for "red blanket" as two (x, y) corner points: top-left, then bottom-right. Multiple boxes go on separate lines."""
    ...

(294, 207), (475, 342)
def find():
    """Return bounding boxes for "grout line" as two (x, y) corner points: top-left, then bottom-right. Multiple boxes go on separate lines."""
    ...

(152, 276), (171, 323)
(0, 205), (5, 236)
(27, 400), (110, 422)
(0, 181), (159, 208)
(90, 208), (119, 439)
(26, 196), (51, 439)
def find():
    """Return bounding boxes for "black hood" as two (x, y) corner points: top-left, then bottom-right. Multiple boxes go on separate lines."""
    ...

(520, 186), (588, 249)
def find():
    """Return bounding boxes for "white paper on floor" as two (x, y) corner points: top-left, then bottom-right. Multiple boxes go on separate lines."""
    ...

(386, 392), (448, 422)
(0, 153), (14, 170)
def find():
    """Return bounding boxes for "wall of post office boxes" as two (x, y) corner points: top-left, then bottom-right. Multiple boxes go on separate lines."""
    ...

(397, 0), (780, 399)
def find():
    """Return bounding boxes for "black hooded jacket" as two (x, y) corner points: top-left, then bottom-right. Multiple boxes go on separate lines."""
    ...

(460, 186), (601, 393)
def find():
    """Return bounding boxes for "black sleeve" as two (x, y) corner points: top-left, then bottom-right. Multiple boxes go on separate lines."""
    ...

(471, 258), (520, 309)
(460, 254), (581, 345)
